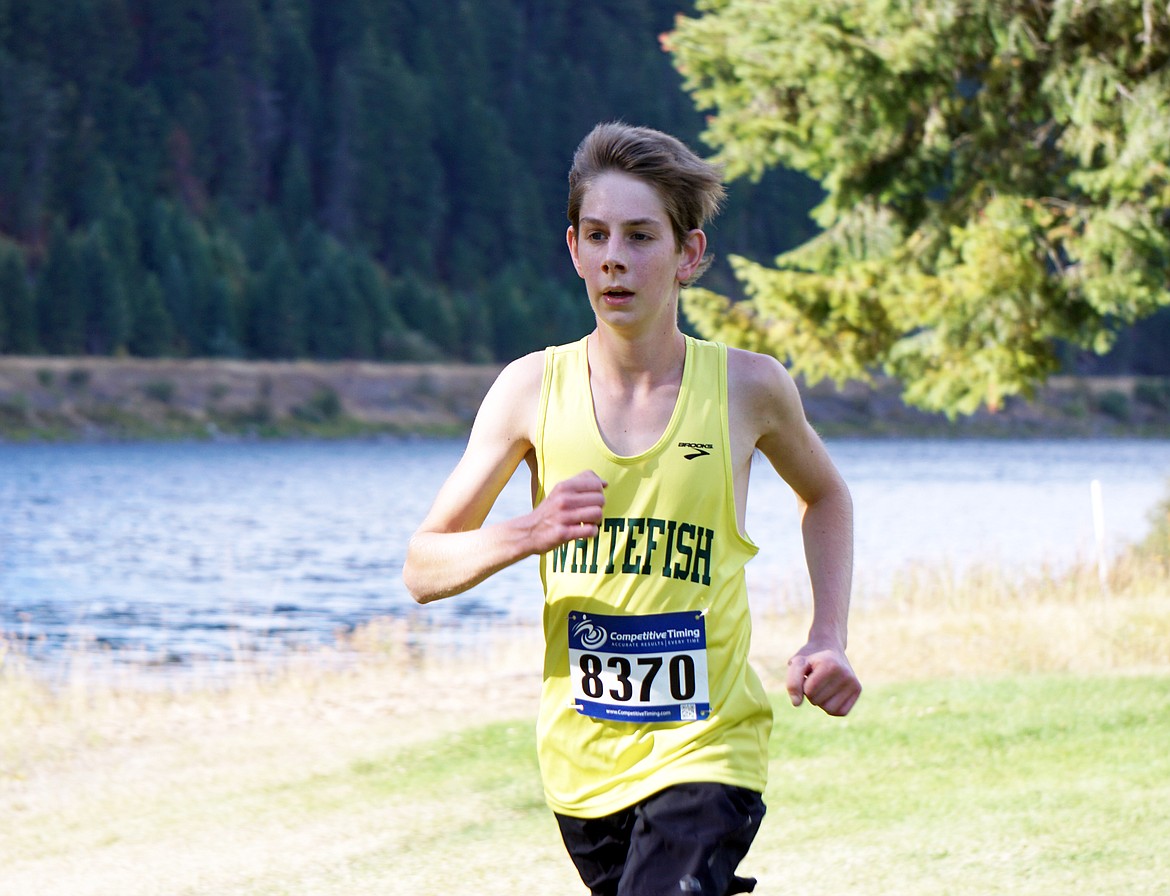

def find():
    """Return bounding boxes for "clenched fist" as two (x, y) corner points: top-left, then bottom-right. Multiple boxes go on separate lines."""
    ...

(529, 470), (607, 554)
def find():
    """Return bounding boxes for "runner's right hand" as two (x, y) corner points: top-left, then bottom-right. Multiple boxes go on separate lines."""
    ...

(529, 470), (607, 552)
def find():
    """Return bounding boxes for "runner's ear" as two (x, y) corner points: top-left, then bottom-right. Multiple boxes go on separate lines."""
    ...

(676, 229), (706, 283)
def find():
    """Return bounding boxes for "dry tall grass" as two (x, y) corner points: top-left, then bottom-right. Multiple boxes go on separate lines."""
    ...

(7, 547), (1165, 774)
(853, 550), (1169, 681)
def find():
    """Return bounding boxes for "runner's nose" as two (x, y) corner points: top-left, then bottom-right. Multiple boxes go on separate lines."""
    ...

(602, 251), (626, 274)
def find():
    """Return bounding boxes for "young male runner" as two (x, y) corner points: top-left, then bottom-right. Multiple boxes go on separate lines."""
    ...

(403, 122), (861, 896)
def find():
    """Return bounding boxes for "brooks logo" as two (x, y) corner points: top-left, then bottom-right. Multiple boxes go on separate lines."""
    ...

(678, 441), (713, 460)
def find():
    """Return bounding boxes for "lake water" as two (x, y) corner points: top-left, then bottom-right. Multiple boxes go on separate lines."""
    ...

(2, 437), (1169, 677)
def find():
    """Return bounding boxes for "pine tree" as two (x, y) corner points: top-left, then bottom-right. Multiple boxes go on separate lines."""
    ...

(0, 50), (61, 239)
(0, 240), (36, 353)
(247, 238), (305, 358)
(35, 221), (88, 353)
(0, 240), (12, 351)
(350, 43), (443, 278)
(80, 222), (131, 354)
(278, 145), (314, 235)
(392, 271), (461, 357)
(668, 0), (1170, 414)
(128, 272), (174, 357)
(347, 249), (402, 359)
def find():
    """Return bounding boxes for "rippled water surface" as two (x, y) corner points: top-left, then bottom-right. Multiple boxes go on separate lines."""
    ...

(2, 437), (1168, 673)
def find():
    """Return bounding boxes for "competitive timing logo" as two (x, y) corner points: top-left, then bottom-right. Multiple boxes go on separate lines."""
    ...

(571, 615), (608, 649)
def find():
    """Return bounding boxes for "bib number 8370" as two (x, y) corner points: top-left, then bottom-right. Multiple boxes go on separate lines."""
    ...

(578, 653), (696, 703)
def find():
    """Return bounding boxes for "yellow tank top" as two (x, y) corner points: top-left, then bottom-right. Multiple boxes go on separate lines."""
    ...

(534, 335), (773, 818)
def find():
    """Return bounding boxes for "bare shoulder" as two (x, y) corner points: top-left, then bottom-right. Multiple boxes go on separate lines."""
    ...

(472, 349), (546, 446)
(414, 350), (546, 535)
(492, 348), (546, 392)
(726, 346), (843, 499)
(726, 346), (806, 443)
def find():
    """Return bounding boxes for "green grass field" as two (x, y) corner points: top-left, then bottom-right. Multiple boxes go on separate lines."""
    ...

(3, 673), (1167, 894)
(756, 675), (1170, 895)
(304, 674), (1170, 895)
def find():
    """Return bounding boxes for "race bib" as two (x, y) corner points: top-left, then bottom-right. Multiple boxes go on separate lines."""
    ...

(567, 610), (711, 723)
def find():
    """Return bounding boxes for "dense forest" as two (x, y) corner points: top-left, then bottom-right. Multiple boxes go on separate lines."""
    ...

(0, 0), (1164, 370)
(0, 0), (820, 363)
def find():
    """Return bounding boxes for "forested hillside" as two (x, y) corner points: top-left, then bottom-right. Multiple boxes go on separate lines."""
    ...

(0, 0), (820, 363)
(0, 0), (1164, 370)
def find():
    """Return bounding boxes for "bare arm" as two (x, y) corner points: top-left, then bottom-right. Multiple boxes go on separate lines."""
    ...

(403, 353), (606, 604)
(730, 349), (861, 716)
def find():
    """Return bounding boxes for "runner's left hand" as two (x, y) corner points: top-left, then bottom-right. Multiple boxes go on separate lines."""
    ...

(786, 646), (861, 717)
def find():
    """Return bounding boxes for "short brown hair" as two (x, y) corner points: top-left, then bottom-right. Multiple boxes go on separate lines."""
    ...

(567, 122), (726, 285)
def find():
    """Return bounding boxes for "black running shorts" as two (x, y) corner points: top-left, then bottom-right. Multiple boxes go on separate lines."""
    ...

(554, 782), (766, 896)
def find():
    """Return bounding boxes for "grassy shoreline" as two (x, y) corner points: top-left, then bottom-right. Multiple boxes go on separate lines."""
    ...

(3, 538), (1169, 895)
(0, 356), (501, 442)
(3, 355), (1170, 441)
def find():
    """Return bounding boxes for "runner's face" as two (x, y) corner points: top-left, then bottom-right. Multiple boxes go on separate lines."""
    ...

(567, 172), (700, 332)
